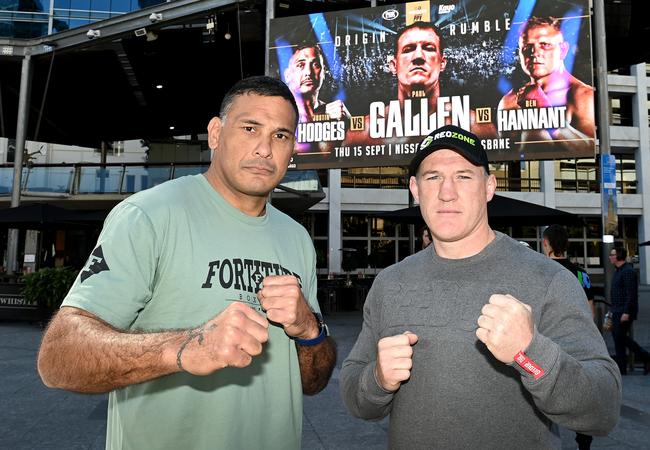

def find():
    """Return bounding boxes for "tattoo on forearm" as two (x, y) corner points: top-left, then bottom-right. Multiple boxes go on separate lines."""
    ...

(176, 326), (207, 372)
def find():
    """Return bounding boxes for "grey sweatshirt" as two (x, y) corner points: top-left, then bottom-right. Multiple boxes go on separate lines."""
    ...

(340, 232), (621, 450)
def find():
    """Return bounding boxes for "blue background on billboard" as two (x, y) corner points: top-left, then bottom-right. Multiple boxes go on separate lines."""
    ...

(309, 12), (347, 102)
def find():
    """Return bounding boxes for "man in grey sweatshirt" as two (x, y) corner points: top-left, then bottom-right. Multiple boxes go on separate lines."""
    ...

(340, 125), (621, 449)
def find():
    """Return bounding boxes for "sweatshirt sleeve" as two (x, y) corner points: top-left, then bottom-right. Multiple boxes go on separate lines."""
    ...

(510, 270), (622, 436)
(339, 281), (395, 419)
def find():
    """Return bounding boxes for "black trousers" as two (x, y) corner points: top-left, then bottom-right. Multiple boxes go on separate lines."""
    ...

(612, 312), (649, 374)
(575, 432), (592, 449)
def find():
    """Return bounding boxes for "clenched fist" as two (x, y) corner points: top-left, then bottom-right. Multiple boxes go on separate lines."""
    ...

(475, 294), (534, 364)
(375, 332), (418, 392)
(325, 100), (350, 120)
(257, 275), (318, 340)
(516, 83), (552, 109)
(177, 302), (269, 375)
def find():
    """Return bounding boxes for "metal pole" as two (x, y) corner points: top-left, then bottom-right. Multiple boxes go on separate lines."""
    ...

(593, 0), (614, 304)
(6, 51), (33, 274)
(264, 0), (273, 75)
(48, 0), (54, 35)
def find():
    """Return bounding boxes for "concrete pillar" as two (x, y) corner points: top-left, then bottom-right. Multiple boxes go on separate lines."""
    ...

(22, 230), (39, 274)
(328, 169), (342, 275)
(631, 63), (650, 284)
(540, 160), (556, 208)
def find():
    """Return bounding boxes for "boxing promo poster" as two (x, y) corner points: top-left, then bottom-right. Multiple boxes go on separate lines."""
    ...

(269, 0), (595, 170)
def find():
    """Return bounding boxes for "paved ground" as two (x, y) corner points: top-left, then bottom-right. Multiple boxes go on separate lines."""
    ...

(2, 288), (650, 449)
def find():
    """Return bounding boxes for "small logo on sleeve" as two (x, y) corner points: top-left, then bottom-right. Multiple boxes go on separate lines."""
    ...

(514, 351), (545, 380)
(80, 246), (110, 283)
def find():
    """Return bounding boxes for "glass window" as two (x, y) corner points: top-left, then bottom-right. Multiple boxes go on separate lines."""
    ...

(70, 0), (91, 12)
(397, 222), (410, 238)
(91, 0), (110, 11)
(110, 0), (131, 13)
(77, 167), (123, 194)
(122, 166), (171, 193)
(370, 217), (396, 238)
(398, 240), (410, 261)
(490, 161), (540, 192)
(586, 240), (602, 267)
(24, 167), (74, 193)
(567, 241), (585, 267)
(314, 239), (327, 269)
(616, 154), (636, 194)
(584, 218), (600, 239)
(555, 158), (598, 193)
(32, 0), (49, 11)
(54, 0), (72, 9)
(341, 166), (407, 189)
(173, 165), (208, 178)
(342, 214), (367, 237)
(609, 94), (633, 126)
(566, 224), (583, 239)
(340, 240), (368, 271)
(369, 240), (395, 269)
(68, 18), (90, 28)
(510, 225), (537, 239)
(313, 212), (328, 237)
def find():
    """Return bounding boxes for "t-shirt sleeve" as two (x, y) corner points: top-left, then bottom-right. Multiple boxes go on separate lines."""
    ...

(578, 269), (594, 301)
(61, 202), (159, 329)
(303, 233), (320, 315)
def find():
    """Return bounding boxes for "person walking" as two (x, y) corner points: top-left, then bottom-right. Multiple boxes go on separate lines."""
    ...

(609, 246), (650, 375)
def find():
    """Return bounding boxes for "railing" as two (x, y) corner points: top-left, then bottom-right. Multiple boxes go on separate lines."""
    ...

(494, 177), (541, 192)
(0, 162), (209, 196)
(0, 162), (322, 197)
(340, 170), (408, 189)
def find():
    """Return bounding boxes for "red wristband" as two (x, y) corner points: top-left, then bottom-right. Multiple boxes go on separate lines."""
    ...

(514, 351), (545, 380)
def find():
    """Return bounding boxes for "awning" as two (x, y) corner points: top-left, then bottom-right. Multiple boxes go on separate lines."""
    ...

(381, 195), (583, 227)
(0, 203), (108, 228)
(272, 170), (325, 215)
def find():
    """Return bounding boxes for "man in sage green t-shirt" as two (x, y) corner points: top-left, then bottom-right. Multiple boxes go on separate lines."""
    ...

(37, 76), (336, 450)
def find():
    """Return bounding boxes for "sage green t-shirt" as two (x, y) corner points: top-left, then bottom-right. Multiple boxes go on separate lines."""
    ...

(62, 174), (319, 450)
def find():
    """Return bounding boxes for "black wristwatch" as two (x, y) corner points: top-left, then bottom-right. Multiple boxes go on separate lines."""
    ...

(293, 312), (329, 346)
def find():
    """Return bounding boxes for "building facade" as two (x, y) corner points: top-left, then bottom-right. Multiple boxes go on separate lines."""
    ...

(0, 1), (648, 285)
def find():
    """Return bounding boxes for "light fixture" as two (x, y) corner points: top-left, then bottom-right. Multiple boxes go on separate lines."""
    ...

(86, 29), (101, 39)
(156, 84), (163, 89)
(149, 12), (163, 22)
(134, 28), (147, 37)
(224, 23), (231, 40)
(169, 126), (175, 130)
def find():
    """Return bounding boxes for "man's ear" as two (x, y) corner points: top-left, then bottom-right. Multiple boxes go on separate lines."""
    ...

(207, 117), (222, 151)
(409, 175), (420, 203)
(485, 173), (497, 201)
(440, 56), (447, 72)
(389, 56), (397, 76)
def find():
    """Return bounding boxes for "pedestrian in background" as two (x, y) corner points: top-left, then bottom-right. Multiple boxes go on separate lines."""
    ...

(609, 246), (650, 375)
(542, 224), (596, 450)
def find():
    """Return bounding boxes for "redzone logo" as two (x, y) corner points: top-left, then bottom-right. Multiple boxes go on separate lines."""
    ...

(432, 130), (475, 146)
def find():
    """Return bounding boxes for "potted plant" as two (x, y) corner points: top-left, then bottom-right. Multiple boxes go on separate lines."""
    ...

(22, 267), (79, 319)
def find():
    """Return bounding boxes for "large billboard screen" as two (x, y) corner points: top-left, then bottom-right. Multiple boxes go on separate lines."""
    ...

(269, 0), (595, 170)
